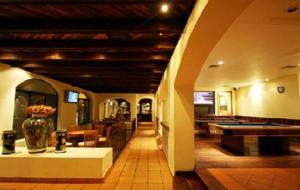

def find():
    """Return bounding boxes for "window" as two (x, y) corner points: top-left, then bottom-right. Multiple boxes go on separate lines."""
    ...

(77, 93), (90, 125)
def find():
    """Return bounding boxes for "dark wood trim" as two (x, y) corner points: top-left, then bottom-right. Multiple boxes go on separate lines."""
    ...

(0, 52), (171, 61)
(8, 60), (168, 68)
(0, 39), (177, 50)
(0, 0), (195, 4)
(235, 115), (300, 126)
(195, 169), (226, 190)
(175, 171), (208, 190)
(160, 121), (169, 131)
(0, 19), (185, 34)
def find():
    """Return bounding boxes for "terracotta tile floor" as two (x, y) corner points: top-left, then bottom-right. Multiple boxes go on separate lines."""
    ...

(0, 126), (175, 190)
(205, 168), (300, 190)
(195, 136), (300, 189)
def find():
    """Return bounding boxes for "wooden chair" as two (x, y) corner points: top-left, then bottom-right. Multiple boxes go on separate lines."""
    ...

(69, 125), (79, 131)
(78, 130), (98, 147)
(94, 124), (105, 137)
(98, 127), (112, 147)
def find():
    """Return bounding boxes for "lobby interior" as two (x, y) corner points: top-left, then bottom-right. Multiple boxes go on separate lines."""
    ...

(1, 0), (300, 190)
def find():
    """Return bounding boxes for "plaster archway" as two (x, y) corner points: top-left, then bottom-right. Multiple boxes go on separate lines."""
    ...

(99, 97), (132, 121)
(157, 0), (255, 173)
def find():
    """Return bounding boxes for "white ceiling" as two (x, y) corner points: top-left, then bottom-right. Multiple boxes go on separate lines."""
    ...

(195, 0), (300, 89)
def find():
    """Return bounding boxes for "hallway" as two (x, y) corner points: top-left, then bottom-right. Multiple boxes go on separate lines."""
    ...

(0, 126), (205, 190)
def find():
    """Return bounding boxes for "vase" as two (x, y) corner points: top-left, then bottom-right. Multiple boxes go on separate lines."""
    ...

(22, 114), (53, 153)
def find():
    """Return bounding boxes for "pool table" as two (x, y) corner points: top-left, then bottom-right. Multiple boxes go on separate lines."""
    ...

(208, 122), (300, 155)
(194, 119), (246, 136)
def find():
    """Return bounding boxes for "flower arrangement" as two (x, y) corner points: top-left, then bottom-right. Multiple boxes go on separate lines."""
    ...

(26, 105), (56, 116)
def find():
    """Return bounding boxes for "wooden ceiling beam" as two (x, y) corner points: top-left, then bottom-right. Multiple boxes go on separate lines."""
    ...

(26, 67), (164, 73)
(0, 19), (185, 34)
(42, 74), (162, 79)
(55, 77), (160, 82)
(62, 81), (159, 86)
(0, 0), (195, 4)
(4, 60), (167, 68)
(0, 52), (171, 61)
(32, 71), (163, 76)
(0, 39), (176, 50)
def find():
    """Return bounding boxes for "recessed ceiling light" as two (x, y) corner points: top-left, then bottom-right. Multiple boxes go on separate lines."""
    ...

(96, 54), (106, 60)
(0, 53), (17, 59)
(161, 3), (169, 13)
(22, 63), (44, 68)
(288, 6), (298, 13)
(159, 32), (163, 36)
(47, 53), (62, 60)
(298, 63), (300, 67)
(81, 74), (93, 78)
(264, 78), (270, 82)
(218, 60), (224, 65)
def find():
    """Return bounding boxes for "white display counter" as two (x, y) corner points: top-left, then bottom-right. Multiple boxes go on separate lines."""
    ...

(0, 147), (113, 182)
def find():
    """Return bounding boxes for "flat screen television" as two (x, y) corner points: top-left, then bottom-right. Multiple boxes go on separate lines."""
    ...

(194, 91), (214, 105)
(65, 90), (79, 103)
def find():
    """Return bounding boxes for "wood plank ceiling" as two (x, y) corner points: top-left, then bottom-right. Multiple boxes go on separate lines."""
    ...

(0, 0), (195, 93)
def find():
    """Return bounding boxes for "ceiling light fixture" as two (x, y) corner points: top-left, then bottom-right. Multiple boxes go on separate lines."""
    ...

(159, 32), (163, 36)
(96, 54), (106, 60)
(161, 3), (169, 13)
(218, 60), (224, 65)
(47, 53), (62, 60)
(264, 78), (270, 82)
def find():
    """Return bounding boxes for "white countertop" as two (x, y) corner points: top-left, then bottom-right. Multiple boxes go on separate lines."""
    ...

(1, 147), (111, 158)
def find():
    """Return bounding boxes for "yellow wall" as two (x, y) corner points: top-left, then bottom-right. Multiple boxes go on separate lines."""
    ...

(94, 93), (155, 122)
(156, 0), (254, 174)
(194, 87), (236, 115)
(236, 74), (300, 119)
(0, 63), (156, 146)
(0, 63), (96, 144)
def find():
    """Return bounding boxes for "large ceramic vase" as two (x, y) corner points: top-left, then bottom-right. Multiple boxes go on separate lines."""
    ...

(22, 114), (53, 153)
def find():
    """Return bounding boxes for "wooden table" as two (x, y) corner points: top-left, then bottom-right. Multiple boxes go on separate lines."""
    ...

(209, 122), (300, 155)
(67, 130), (98, 146)
(195, 119), (245, 136)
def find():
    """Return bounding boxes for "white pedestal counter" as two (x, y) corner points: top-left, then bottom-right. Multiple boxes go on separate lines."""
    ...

(0, 147), (113, 182)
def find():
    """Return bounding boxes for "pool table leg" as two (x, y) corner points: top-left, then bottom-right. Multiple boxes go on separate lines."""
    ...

(258, 137), (290, 154)
(221, 135), (244, 155)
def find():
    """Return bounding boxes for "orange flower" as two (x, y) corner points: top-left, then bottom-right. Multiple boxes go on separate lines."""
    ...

(27, 105), (56, 116)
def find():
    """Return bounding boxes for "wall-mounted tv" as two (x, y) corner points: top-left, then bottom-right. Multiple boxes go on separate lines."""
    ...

(65, 90), (79, 103)
(194, 91), (214, 105)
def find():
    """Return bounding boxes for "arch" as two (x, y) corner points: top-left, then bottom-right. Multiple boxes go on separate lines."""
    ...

(100, 97), (131, 121)
(13, 79), (58, 140)
(156, 0), (254, 173)
(137, 98), (153, 122)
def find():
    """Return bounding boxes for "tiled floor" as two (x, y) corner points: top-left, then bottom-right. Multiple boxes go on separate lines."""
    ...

(195, 136), (300, 168)
(0, 126), (196, 190)
(195, 136), (300, 189)
(203, 168), (300, 190)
